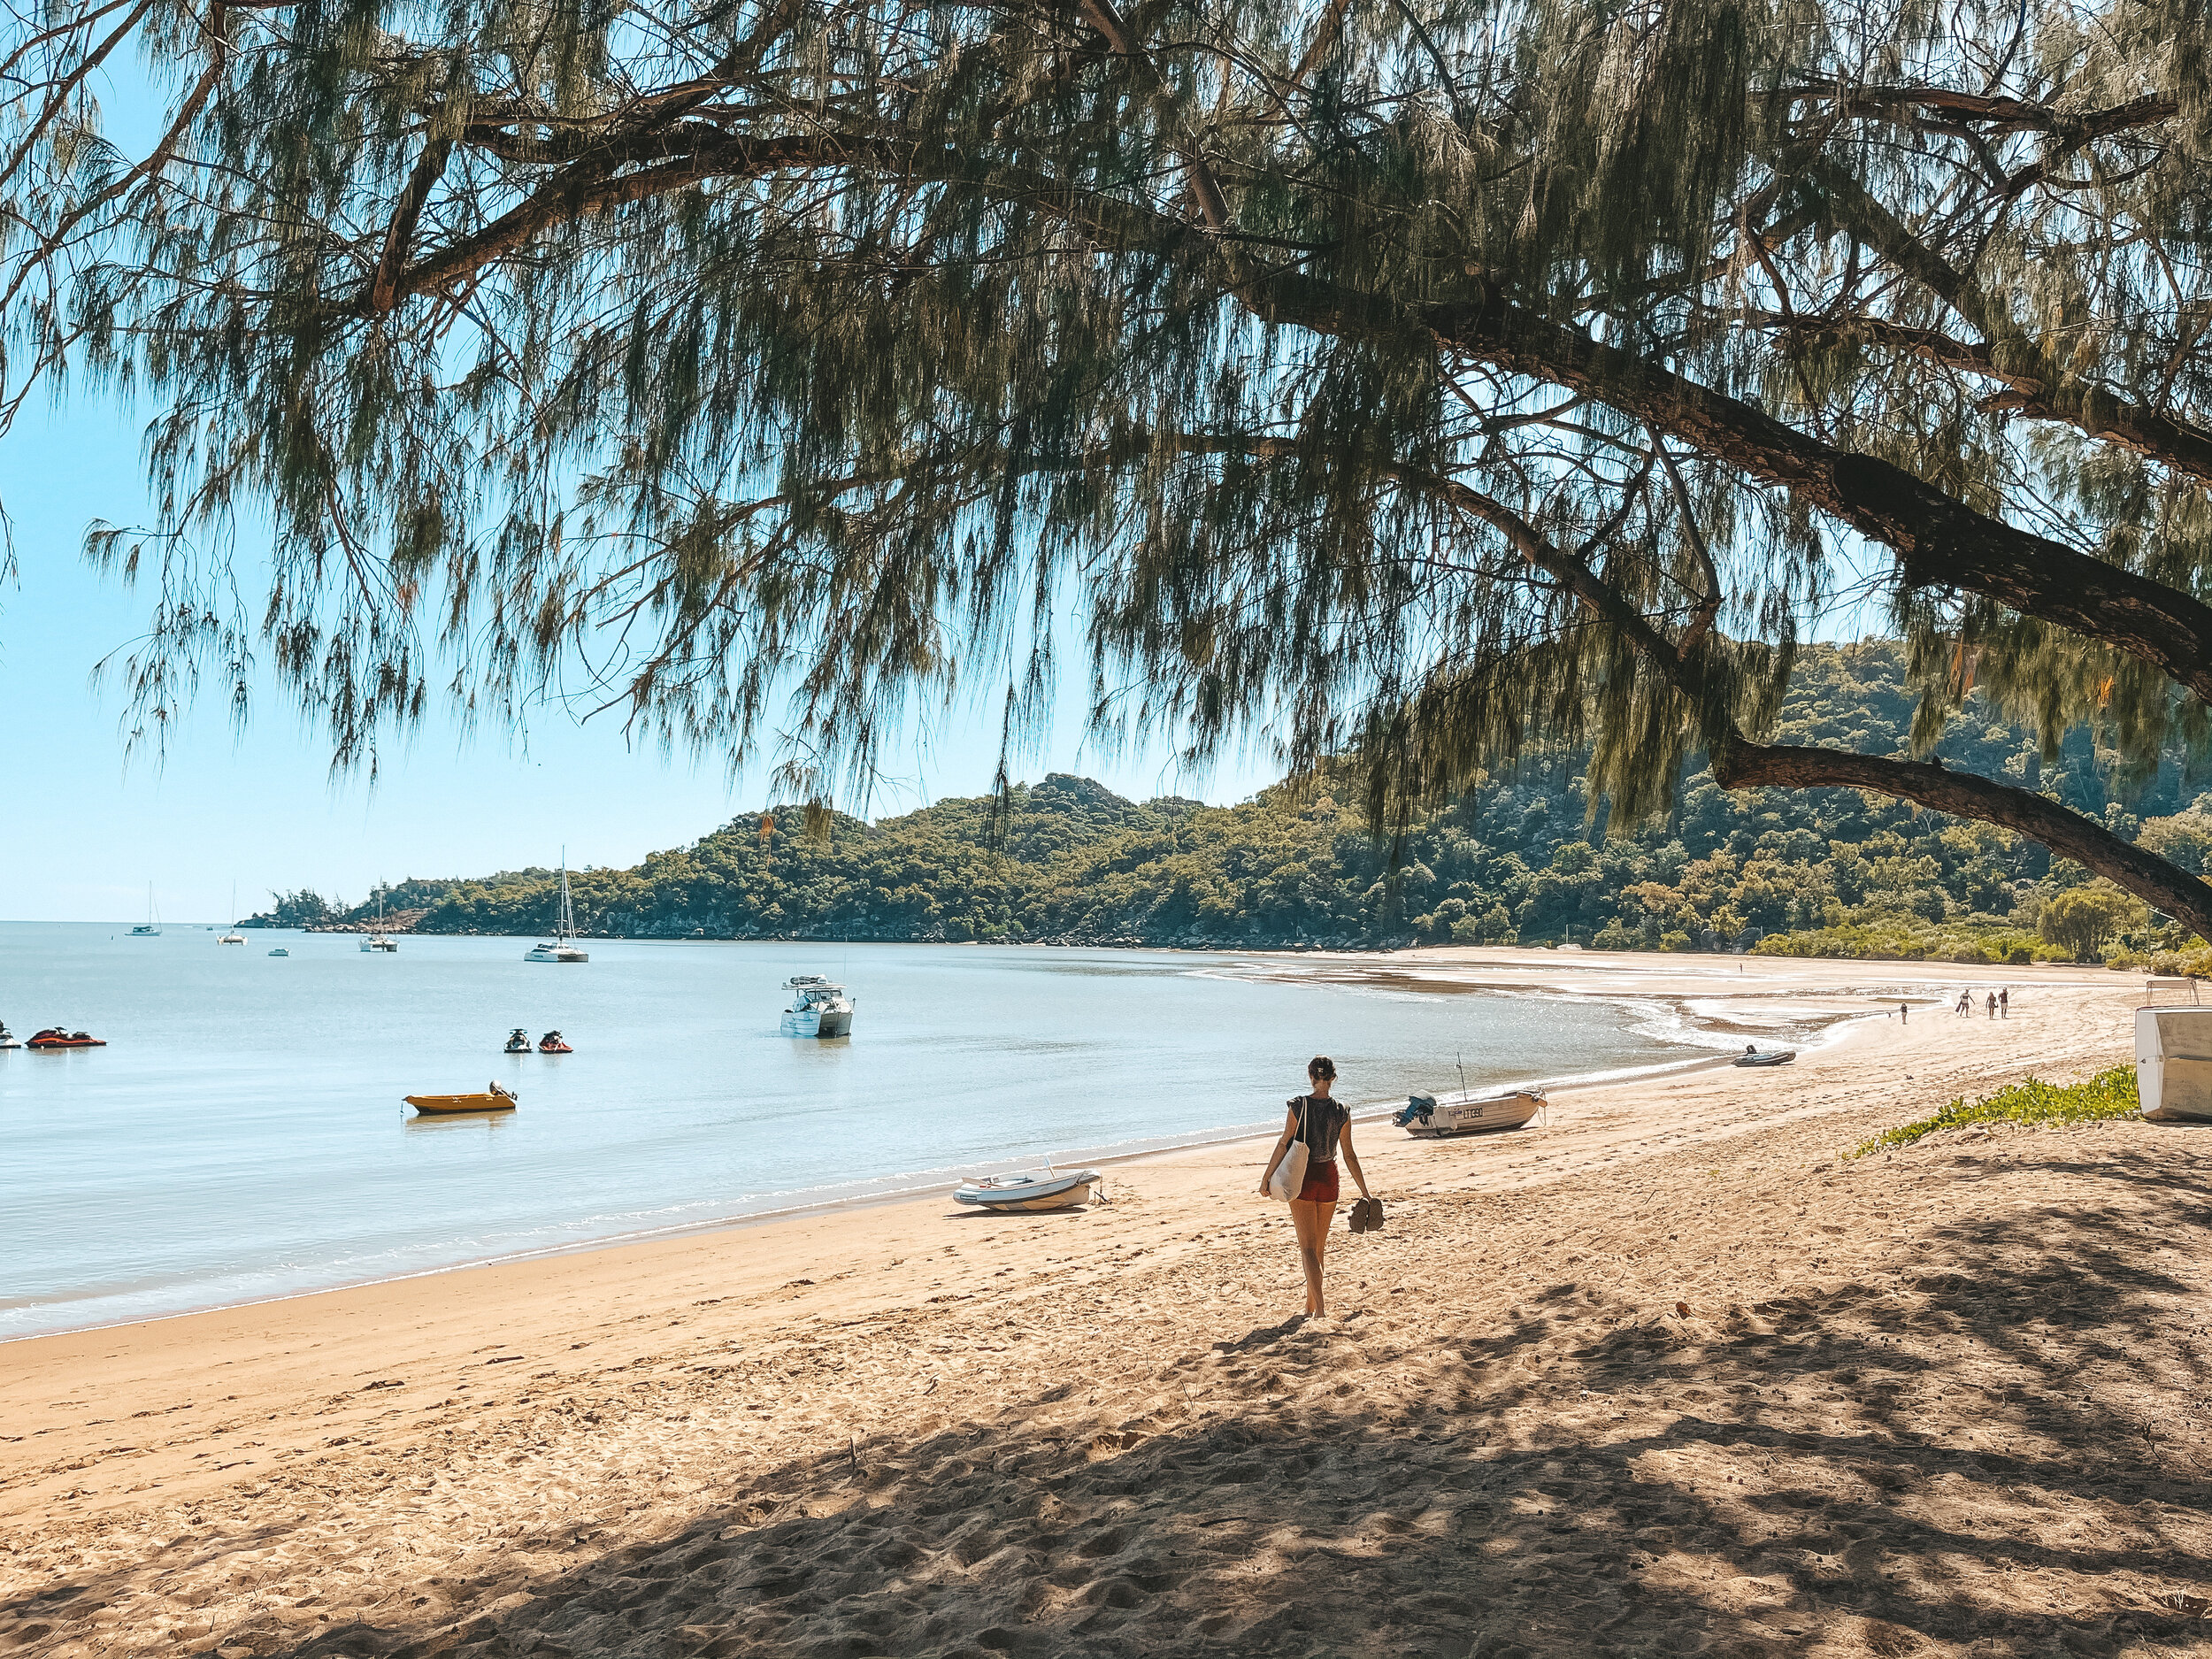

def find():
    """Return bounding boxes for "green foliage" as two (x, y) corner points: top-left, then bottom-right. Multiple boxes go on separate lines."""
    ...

(1752, 924), (2064, 965)
(27, 0), (2212, 941)
(1853, 1068), (2141, 1157)
(255, 888), (343, 927)
(2038, 882), (2153, 960)
(292, 642), (2208, 950)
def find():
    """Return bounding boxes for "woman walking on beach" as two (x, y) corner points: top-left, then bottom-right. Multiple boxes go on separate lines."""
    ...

(1259, 1056), (1372, 1319)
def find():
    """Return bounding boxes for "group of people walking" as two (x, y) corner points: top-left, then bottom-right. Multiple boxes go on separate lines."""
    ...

(1955, 988), (2009, 1018)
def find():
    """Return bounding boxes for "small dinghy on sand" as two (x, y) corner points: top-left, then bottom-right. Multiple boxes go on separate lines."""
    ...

(1733, 1044), (1797, 1067)
(1394, 1089), (1543, 1137)
(954, 1168), (1102, 1211)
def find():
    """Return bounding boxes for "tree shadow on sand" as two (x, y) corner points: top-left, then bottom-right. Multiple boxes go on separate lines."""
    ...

(17, 1146), (2212, 1659)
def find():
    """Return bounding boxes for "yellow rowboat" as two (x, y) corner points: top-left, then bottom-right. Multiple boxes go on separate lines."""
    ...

(406, 1085), (518, 1115)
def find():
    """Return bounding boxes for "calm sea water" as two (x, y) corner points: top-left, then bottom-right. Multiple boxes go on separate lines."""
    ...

(1, 926), (1705, 1339)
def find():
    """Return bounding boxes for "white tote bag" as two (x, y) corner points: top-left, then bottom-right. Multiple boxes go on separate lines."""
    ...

(1268, 1097), (1311, 1202)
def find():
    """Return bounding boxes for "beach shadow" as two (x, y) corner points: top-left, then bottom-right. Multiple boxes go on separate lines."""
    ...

(20, 1146), (2212, 1659)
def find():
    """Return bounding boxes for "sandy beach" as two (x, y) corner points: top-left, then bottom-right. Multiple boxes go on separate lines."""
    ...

(6, 950), (2209, 1657)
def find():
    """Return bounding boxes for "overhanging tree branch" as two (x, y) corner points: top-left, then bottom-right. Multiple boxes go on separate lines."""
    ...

(1710, 738), (2212, 941)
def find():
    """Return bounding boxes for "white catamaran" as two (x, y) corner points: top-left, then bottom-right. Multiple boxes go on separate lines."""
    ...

(361, 888), (399, 952)
(526, 854), (588, 964)
(129, 882), (162, 937)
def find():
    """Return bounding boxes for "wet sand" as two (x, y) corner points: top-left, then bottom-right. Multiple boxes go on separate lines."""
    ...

(5, 953), (2208, 1657)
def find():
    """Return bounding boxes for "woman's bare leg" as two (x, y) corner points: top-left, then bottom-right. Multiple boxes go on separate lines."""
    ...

(1290, 1200), (1334, 1316)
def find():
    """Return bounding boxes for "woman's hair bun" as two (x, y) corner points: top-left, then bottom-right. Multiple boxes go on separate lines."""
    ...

(1308, 1055), (1337, 1081)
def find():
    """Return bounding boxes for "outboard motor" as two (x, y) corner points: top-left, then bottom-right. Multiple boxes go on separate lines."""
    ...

(1394, 1094), (1438, 1128)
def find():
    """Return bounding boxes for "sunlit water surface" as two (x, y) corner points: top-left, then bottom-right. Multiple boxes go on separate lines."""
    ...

(2, 926), (1710, 1338)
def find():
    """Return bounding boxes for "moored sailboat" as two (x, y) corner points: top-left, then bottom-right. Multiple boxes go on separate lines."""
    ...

(526, 853), (588, 963)
(129, 882), (162, 937)
(361, 887), (399, 952)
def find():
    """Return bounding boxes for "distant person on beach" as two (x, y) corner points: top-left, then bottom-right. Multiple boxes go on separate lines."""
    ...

(1900, 1002), (1909, 1022)
(1987, 992), (1998, 1018)
(1956, 990), (1971, 1018)
(2001, 988), (2009, 1018)
(1258, 1056), (1371, 1320)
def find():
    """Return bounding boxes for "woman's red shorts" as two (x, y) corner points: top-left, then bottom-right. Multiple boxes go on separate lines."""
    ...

(1296, 1160), (1340, 1203)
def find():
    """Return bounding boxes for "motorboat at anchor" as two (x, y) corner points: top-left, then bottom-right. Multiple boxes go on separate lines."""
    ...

(0, 1022), (19, 1050)
(27, 1027), (107, 1050)
(526, 853), (588, 963)
(267, 947), (289, 956)
(537, 1031), (572, 1054)
(1733, 1044), (1797, 1067)
(780, 975), (855, 1037)
(503, 1028), (534, 1054)
(406, 1082), (518, 1115)
(953, 1168), (1103, 1212)
(1394, 1087), (1544, 1137)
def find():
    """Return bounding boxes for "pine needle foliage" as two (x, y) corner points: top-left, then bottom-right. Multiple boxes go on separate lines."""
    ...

(8, 0), (2212, 926)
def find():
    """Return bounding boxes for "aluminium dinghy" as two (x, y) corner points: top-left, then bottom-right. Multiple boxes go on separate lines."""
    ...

(1394, 1088), (1543, 1137)
(953, 1168), (1102, 1212)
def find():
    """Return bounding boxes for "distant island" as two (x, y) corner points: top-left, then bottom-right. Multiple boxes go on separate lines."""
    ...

(244, 642), (2212, 970)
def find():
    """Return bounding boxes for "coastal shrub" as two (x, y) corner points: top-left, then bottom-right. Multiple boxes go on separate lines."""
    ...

(1752, 923), (2067, 964)
(1853, 1067), (2140, 1156)
(2039, 882), (2151, 960)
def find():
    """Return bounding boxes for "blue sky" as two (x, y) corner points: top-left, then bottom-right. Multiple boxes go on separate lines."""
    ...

(0, 385), (1893, 924)
(0, 395), (1279, 924)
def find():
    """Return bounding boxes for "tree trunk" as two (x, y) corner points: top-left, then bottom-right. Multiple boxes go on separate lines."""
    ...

(1710, 736), (2212, 943)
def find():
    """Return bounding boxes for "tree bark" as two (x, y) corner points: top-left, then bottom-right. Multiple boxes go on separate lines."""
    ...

(1711, 736), (2212, 941)
(1416, 295), (2212, 702)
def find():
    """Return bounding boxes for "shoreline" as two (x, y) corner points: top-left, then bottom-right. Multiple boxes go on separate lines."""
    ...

(0, 945), (2066, 1348)
(0, 947), (2106, 1354)
(7, 968), (2192, 1659)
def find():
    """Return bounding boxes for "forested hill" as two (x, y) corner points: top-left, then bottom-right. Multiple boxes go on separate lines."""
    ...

(252, 643), (2212, 963)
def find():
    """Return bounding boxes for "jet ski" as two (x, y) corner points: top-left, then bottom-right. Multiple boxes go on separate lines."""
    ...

(1732, 1044), (1797, 1067)
(503, 1027), (534, 1054)
(537, 1030), (572, 1054)
(27, 1027), (106, 1049)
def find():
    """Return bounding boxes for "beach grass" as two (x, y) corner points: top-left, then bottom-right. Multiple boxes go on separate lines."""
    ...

(1854, 1065), (2140, 1156)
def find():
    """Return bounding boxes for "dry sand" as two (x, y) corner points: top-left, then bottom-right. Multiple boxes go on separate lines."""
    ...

(5, 951), (2210, 1658)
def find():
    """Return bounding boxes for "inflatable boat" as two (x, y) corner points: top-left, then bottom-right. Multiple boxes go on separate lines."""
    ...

(1732, 1045), (1797, 1067)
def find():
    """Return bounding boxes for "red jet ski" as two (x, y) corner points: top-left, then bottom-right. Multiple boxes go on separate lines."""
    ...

(537, 1030), (572, 1054)
(28, 1027), (106, 1049)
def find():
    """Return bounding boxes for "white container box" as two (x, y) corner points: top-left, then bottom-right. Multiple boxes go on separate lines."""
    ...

(2137, 1006), (2212, 1121)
